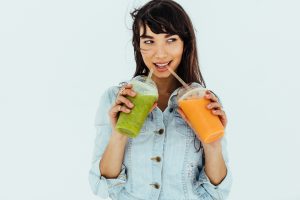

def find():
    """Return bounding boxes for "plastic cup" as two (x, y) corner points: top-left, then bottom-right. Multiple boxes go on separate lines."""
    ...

(115, 76), (158, 138)
(177, 86), (224, 143)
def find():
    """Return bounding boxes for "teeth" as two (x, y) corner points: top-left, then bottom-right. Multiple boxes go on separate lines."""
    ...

(155, 62), (169, 67)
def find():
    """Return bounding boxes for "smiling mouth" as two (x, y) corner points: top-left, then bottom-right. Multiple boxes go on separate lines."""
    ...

(153, 61), (172, 69)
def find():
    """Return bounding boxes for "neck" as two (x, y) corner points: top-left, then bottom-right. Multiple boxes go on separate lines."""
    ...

(152, 75), (181, 95)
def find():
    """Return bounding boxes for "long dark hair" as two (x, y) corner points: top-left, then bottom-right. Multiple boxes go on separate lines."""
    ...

(130, 0), (206, 88)
(130, 0), (206, 153)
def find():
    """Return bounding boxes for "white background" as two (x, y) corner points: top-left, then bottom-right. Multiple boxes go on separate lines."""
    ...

(0, 0), (299, 200)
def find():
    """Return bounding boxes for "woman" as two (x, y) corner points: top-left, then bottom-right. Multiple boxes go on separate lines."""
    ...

(89, 0), (232, 199)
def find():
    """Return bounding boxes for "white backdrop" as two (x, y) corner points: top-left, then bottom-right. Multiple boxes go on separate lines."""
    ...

(0, 0), (299, 200)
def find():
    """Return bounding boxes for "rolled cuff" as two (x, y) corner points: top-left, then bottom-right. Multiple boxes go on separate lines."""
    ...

(197, 166), (233, 199)
(88, 158), (127, 199)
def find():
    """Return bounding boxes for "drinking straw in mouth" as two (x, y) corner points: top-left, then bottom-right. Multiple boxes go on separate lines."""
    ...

(167, 66), (190, 90)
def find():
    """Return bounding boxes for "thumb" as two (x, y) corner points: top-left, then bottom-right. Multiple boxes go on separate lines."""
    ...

(149, 102), (158, 113)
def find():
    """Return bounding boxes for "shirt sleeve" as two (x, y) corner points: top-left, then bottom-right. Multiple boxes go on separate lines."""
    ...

(88, 87), (127, 199)
(195, 136), (233, 200)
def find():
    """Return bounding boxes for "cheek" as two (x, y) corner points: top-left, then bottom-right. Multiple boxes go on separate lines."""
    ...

(170, 43), (184, 58)
(141, 48), (155, 58)
(172, 48), (184, 61)
(141, 52), (149, 58)
(141, 52), (152, 65)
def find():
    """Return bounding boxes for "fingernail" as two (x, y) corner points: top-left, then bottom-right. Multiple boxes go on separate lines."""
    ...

(207, 104), (211, 108)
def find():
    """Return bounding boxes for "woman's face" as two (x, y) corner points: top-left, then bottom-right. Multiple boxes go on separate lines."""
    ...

(139, 25), (184, 79)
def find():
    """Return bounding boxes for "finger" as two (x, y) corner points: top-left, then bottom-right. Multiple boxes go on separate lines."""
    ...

(205, 90), (218, 102)
(112, 105), (131, 114)
(118, 88), (136, 98)
(212, 109), (227, 128)
(117, 83), (132, 96)
(206, 102), (222, 110)
(124, 88), (136, 97)
(119, 83), (133, 90)
(149, 102), (157, 113)
(123, 83), (133, 89)
(211, 109), (226, 116)
(115, 95), (134, 108)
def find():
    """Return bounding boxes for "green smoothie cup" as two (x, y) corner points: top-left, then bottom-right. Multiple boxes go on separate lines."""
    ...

(115, 75), (158, 138)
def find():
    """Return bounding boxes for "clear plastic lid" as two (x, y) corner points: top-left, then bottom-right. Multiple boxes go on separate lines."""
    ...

(130, 76), (158, 96)
(177, 86), (207, 101)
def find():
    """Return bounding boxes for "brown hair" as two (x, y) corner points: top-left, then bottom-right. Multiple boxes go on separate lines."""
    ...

(130, 0), (206, 88)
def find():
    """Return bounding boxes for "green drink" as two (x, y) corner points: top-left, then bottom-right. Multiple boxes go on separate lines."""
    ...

(116, 76), (158, 138)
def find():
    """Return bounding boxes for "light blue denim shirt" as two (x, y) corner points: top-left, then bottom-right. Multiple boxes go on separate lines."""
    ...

(89, 82), (232, 200)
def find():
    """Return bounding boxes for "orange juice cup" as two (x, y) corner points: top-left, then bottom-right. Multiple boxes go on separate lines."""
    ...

(177, 87), (224, 143)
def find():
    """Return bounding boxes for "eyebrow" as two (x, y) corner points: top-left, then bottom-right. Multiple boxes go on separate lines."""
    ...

(140, 34), (174, 39)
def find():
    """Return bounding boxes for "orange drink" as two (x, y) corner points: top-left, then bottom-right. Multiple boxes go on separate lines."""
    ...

(178, 87), (224, 143)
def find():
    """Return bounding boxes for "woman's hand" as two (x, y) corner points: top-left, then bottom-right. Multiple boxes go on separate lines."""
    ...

(204, 90), (227, 128)
(109, 83), (157, 129)
(109, 84), (136, 128)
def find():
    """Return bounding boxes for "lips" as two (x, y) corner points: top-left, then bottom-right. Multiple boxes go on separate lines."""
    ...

(153, 61), (172, 72)
(155, 62), (169, 67)
(153, 61), (172, 71)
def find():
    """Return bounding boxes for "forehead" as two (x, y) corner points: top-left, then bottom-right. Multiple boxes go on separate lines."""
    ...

(139, 24), (167, 37)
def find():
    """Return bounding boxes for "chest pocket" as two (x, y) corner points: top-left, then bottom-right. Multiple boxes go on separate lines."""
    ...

(173, 110), (195, 138)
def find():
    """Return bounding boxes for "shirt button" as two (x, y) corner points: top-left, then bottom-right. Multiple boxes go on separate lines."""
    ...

(151, 156), (161, 162)
(169, 107), (174, 112)
(158, 129), (164, 135)
(150, 183), (160, 189)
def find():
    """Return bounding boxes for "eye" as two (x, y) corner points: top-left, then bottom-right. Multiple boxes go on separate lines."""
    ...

(167, 38), (177, 43)
(144, 40), (154, 44)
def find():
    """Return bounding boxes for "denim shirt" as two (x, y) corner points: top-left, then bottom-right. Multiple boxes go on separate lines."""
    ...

(89, 82), (232, 200)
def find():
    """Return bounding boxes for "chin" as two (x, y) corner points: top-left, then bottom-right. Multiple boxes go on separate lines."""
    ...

(153, 71), (172, 79)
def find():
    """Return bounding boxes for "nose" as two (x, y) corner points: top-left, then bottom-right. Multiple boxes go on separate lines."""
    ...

(154, 45), (167, 59)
